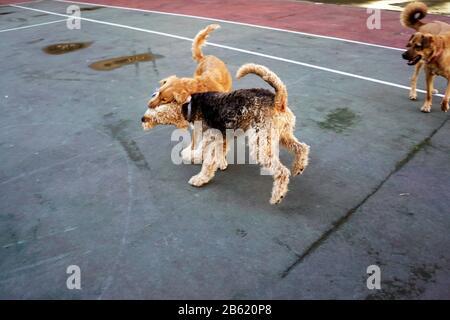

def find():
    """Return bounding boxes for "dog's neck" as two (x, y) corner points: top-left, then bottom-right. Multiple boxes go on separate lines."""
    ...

(427, 38), (444, 64)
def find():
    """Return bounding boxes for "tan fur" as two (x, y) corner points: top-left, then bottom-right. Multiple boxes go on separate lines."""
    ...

(404, 32), (450, 112)
(236, 63), (288, 112)
(401, 2), (450, 101)
(141, 102), (189, 131)
(148, 24), (232, 108)
(192, 24), (220, 62)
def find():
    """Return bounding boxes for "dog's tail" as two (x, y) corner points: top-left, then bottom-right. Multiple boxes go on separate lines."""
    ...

(236, 63), (287, 112)
(401, 1), (427, 30)
(192, 24), (220, 62)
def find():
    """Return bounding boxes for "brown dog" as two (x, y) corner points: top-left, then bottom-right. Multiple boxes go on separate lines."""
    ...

(147, 24), (232, 162)
(148, 24), (232, 108)
(402, 32), (450, 113)
(401, 1), (450, 103)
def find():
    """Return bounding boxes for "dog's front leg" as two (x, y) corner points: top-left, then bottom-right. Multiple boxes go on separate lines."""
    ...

(421, 69), (434, 113)
(440, 80), (450, 112)
(181, 122), (203, 164)
(188, 131), (222, 187)
(409, 62), (422, 100)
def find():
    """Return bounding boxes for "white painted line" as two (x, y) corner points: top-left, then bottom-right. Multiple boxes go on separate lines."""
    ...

(0, 18), (66, 33)
(53, 0), (405, 52)
(11, 4), (443, 97)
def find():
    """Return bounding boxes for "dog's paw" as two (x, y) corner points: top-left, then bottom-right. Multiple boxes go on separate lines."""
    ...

(270, 194), (285, 205)
(270, 171), (289, 204)
(292, 165), (305, 176)
(292, 145), (309, 176)
(420, 104), (431, 113)
(218, 158), (228, 171)
(441, 101), (449, 112)
(181, 148), (193, 164)
(409, 92), (417, 100)
(188, 174), (209, 187)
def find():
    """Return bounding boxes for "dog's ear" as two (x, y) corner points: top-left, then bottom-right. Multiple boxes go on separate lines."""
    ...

(173, 90), (190, 104)
(422, 34), (434, 48)
(406, 34), (414, 47)
(159, 75), (176, 86)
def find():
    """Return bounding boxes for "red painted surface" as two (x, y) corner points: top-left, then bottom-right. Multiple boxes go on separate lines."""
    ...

(3, 0), (450, 48)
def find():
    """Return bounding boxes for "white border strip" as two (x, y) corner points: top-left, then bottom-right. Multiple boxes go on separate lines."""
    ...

(0, 18), (65, 33)
(53, 0), (405, 51)
(11, 4), (443, 97)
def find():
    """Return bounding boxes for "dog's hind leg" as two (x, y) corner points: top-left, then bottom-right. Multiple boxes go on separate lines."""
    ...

(218, 139), (229, 170)
(440, 80), (450, 112)
(249, 127), (290, 204)
(280, 129), (310, 177)
(188, 129), (223, 187)
(409, 61), (423, 100)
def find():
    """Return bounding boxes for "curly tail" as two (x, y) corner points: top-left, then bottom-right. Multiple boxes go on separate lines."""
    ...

(192, 24), (220, 62)
(401, 1), (427, 30)
(236, 63), (287, 112)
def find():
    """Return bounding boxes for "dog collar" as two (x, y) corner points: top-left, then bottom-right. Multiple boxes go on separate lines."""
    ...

(186, 101), (192, 122)
(428, 48), (443, 64)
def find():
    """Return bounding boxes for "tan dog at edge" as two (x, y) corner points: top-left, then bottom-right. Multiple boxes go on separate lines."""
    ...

(401, 1), (450, 112)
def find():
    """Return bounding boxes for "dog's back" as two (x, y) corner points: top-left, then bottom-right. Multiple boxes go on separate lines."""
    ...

(184, 89), (275, 132)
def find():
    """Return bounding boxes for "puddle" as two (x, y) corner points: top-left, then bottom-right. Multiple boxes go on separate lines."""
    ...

(80, 6), (103, 11)
(43, 42), (92, 55)
(318, 107), (359, 133)
(89, 52), (163, 71)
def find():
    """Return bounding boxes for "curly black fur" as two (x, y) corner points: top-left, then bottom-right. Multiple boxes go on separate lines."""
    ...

(182, 88), (275, 133)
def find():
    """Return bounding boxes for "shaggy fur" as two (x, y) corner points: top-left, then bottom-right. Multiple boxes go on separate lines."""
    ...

(400, 1), (450, 102)
(148, 24), (232, 108)
(181, 64), (310, 204)
(402, 31), (450, 112)
(147, 24), (232, 163)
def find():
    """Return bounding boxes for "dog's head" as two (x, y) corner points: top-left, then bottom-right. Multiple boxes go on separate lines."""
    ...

(147, 76), (191, 108)
(141, 102), (189, 131)
(402, 32), (435, 65)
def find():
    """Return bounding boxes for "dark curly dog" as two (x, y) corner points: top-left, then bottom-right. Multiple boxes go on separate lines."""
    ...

(181, 63), (310, 204)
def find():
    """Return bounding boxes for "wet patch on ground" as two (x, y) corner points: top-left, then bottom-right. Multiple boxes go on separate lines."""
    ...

(42, 42), (92, 55)
(80, 6), (103, 11)
(317, 107), (359, 133)
(89, 52), (163, 71)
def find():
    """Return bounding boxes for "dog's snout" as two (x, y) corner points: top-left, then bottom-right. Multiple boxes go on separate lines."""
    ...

(141, 116), (146, 123)
(402, 51), (408, 59)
